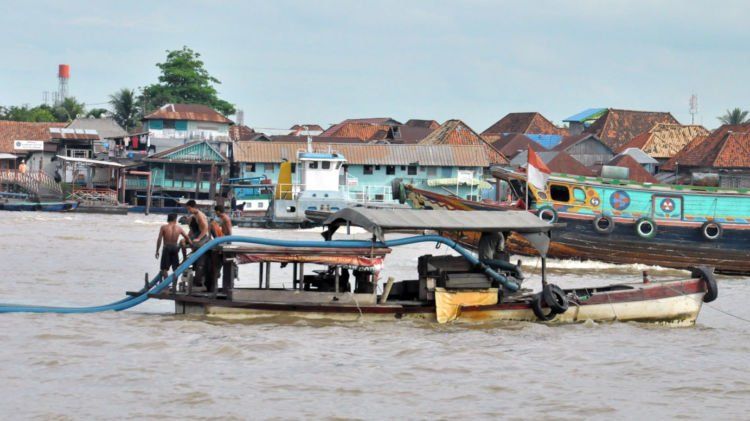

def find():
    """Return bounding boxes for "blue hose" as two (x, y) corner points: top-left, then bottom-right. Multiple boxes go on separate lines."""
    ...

(0, 234), (517, 314)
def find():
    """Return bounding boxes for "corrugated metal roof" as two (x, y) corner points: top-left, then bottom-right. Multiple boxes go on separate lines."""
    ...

(234, 142), (491, 167)
(0, 121), (66, 153)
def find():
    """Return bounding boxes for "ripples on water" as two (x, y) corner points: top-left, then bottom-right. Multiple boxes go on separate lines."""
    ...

(0, 213), (749, 419)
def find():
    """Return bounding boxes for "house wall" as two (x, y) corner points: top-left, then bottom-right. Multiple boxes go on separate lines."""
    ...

(145, 119), (231, 155)
(566, 138), (614, 167)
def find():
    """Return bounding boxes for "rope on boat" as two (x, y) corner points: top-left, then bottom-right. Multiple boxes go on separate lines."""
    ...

(0, 234), (517, 314)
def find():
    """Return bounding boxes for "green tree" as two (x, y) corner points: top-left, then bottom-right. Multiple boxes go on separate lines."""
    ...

(109, 88), (139, 130)
(0, 105), (56, 122)
(718, 108), (750, 125)
(52, 97), (86, 122)
(86, 108), (109, 119)
(140, 46), (235, 116)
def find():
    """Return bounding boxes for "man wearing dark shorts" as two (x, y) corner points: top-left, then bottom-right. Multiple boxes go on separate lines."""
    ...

(156, 213), (191, 278)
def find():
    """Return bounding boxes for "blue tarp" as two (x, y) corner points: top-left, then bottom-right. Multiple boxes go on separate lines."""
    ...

(563, 108), (606, 123)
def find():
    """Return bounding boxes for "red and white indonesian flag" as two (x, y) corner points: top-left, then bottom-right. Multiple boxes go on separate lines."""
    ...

(527, 148), (550, 190)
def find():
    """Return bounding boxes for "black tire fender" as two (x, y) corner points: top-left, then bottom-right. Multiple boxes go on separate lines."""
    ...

(542, 283), (569, 313)
(635, 217), (657, 239)
(691, 266), (718, 303)
(537, 206), (558, 224)
(593, 215), (616, 235)
(701, 221), (723, 241)
(531, 293), (557, 321)
(391, 178), (403, 203)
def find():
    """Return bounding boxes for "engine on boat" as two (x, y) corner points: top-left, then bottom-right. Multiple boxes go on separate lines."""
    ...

(385, 254), (525, 302)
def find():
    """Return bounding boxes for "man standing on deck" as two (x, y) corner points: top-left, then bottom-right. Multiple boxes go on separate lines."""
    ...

(185, 199), (211, 290)
(214, 205), (232, 236)
(185, 200), (209, 246)
(156, 213), (191, 278)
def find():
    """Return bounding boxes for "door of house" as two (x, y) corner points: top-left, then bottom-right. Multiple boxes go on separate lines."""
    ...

(652, 195), (683, 220)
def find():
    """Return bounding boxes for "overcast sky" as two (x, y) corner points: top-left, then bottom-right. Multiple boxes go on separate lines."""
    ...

(1, 0), (749, 130)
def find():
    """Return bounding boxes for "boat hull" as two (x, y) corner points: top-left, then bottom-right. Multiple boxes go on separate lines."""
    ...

(404, 186), (750, 275)
(154, 278), (707, 326)
(0, 201), (78, 212)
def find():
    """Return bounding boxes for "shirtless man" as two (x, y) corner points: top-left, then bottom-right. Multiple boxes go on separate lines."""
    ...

(214, 205), (232, 236)
(185, 200), (209, 246)
(156, 213), (191, 278)
(185, 200), (213, 289)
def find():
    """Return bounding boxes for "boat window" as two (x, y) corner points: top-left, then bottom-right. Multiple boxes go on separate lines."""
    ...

(364, 165), (373, 175)
(386, 165), (396, 175)
(309, 161), (318, 169)
(549, 184), (571, 202)
(322, 161), (331, 169)
(573, 188), (586, 203)
(336, 162), (342, 169)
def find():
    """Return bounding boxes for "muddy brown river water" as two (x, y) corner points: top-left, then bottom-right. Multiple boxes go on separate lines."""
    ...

(0, 212), (749, 419)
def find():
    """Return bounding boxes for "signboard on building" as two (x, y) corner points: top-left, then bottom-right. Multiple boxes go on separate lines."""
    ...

(13, 140), (44, 151)
(457, 170), (474, 184)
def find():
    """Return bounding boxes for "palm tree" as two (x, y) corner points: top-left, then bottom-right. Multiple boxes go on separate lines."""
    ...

(109, 88), (139, 130)
(718, 108), (750, 125)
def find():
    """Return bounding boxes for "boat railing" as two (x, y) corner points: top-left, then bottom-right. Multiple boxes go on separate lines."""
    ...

(67, 186), (120, 206)
(0, 170), (63, 198)
(344, 185), (396, 204)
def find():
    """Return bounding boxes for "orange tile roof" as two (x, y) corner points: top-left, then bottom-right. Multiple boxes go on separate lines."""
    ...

(584, 109), (679, 151)
(320, 122), (391, 140)
(419, 119), (507, 164)
(0, 121), (66, 153)
(482, 112), (567, 136)
(661, 124), (750, 170)
(143, 104), (233, 124)
(619, 123), (709, 158)
(607, 154), (658, 183)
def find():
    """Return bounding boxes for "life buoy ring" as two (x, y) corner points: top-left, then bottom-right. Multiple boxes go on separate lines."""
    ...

(635, 217), (657, 239)
(690, 266), (718, 303)
(542, 284), (569, 313)
(701, 221), (722, 241)
(537, 206), (558, 224)
(593, 215), (616, 235)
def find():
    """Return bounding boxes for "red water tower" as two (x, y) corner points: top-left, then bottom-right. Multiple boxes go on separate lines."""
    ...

(57, 64), (70, 103)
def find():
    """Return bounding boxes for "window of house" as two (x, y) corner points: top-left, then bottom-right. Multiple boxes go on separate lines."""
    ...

(322, 161), (331, 169)
(291, 163), (296, 173)
(550, 184), (571, 202)
(375, 165), (381, 170)
(400, 166), (406, 171)
(364, 165), (373, 175)
(163, 120), (176, 129)
(67, 149), (90, 159)
(247, 163), (256, 172)
(264, 163), (275, 173)
(441, 167), (452, 177)
(407, 165), (418, 175)
(386, 165), (396, 175)
(309, 161), (318, 169)
(427, 167), (438, 177)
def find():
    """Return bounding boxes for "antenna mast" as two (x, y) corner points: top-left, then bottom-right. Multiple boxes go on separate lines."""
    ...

(689, 94), (698, 124)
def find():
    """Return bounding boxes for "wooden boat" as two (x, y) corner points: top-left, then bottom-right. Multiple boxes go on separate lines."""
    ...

(0, 199), (78, 212)
(150, 208), (716, 325)
(395, 168), (750, 275)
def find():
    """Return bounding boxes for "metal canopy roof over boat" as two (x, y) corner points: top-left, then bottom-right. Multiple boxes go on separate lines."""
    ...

(56, 155), (125, 167)
(324, 208), (556, 241)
